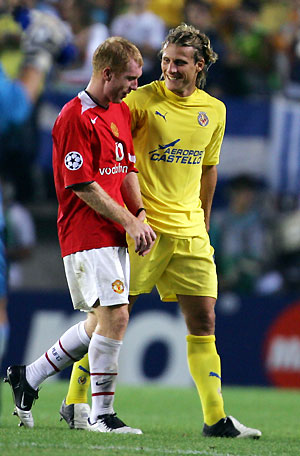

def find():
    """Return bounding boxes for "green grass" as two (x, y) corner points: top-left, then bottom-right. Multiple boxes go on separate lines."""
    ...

(0, 380), (299, 456)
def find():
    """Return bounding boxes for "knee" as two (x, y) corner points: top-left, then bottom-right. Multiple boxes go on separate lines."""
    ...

(114, 309), (129, 334)
(186, 308), (215, 335)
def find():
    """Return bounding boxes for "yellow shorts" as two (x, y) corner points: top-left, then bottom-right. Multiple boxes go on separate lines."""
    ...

(128, 232), (218, 302)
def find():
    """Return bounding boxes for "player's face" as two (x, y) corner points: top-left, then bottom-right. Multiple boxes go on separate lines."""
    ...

(161, 44), (204, 97)
(107, 59), (142, 104)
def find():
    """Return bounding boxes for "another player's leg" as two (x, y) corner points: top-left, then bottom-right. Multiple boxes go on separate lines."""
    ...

(5, 319), (91, 427)
(59, 353), (91, 429)
(179, 295), (261, 439)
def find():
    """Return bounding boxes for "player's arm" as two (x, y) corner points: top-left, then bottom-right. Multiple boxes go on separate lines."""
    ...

(72, 181), (155, 255)
(200, 164), (218, 233)
(121, 172), (146, 221)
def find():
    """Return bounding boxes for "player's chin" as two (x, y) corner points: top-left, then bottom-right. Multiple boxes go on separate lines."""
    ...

(165, 78), (182, 90)
(114, 92), (128, 103)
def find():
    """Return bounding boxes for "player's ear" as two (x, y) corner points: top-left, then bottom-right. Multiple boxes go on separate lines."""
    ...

(103, 67), (112, 81)
(196, 58), (205, 73)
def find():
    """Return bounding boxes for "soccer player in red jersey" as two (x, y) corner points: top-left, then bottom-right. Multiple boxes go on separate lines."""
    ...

(5, 37), (156, 433)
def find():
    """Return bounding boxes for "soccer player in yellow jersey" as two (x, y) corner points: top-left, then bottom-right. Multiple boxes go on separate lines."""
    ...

(60, 24), (262, 438)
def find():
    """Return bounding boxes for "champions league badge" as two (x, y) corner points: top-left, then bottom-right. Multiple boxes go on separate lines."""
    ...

(198, 112), (209, 127)
(65, 151), (83, 170)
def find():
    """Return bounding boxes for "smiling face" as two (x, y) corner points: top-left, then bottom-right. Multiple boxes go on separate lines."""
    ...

(161, 43), (204, 97)
(105, 58), (143, 104)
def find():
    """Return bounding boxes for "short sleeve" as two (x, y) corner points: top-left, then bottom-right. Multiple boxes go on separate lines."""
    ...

(203, 101), (226, 166)
(53, 112), (95, 188)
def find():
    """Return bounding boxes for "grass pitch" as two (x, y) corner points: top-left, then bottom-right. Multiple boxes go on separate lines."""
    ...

(0, 380), (299, 456)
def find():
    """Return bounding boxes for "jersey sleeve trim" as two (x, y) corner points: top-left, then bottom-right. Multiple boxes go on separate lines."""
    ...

(66, 180), (94, 189)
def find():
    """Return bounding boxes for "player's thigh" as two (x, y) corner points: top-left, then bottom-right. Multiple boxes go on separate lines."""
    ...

(127, 233), (174, 295)
(157, 235), (218, 301)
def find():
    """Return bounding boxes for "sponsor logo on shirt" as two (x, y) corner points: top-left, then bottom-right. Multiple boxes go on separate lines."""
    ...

(65, 151), (83, 170)
(149, 139), (180, 154)
(149, 139), (204, 164)
(198, 111), (209, 127)
(112, 279), (125, 294)
(115, 142), (124, 161)
(99, 142), (128, 175)
(99, 164), (128, 175)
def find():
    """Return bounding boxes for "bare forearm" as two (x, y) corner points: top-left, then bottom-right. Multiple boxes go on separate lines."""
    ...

(200, 165), (217, 232)
(73, 181), (156, 255)
(121, 172), (144, 216)
(73, 181), (132, 229)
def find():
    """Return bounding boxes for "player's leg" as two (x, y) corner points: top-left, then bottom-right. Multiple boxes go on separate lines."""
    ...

(60, 293), (140, 430)
(5, 316), (92, 428)
(178, 295), (226, 424)
(61, 239), (163, 431)
(65, 353), (90, 405)
(179, 295), (261, 438)
(158, 235), (261, 438)
(59, 353), (91, 429)
(59, 241), (150, 431)
(87, 302), (140, 433)
(86, 247), (142, 434)
(59, 314), (95, 429)
(4, 249), (100, 428)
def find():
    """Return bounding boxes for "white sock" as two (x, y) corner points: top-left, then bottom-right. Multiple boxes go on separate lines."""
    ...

(89, 333), (122, 423)
(26, 321), (90, 389)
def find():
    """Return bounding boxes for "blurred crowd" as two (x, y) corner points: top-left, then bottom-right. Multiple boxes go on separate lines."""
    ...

(1, 0), (300, 295)
(2, 0), (300, 99)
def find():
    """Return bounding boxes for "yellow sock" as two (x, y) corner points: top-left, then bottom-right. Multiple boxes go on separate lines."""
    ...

(65, 353), (90, 405)
(186, 334), (226, 426)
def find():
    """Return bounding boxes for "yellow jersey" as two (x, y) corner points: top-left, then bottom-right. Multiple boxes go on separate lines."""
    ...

(125, 80), (226, 237)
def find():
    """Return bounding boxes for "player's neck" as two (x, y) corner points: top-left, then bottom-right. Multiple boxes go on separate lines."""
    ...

(84, 89), (109, 109)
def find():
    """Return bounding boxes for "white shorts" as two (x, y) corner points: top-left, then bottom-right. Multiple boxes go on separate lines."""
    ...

(63, 247), (130, 311)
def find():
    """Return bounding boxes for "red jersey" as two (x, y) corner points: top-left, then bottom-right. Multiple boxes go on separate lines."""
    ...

(52, 90), (137, 257)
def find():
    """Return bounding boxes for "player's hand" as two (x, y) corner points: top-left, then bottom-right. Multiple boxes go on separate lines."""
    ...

(126, 218), (156, 256)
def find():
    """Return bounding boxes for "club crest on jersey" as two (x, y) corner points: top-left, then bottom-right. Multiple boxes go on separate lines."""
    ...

(65, 151), (83, 170)
(77, 375), (87, 385)
(111, 122), (119, 137)
(198, 111), (209, 127)
(112, 279), (124, 294)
